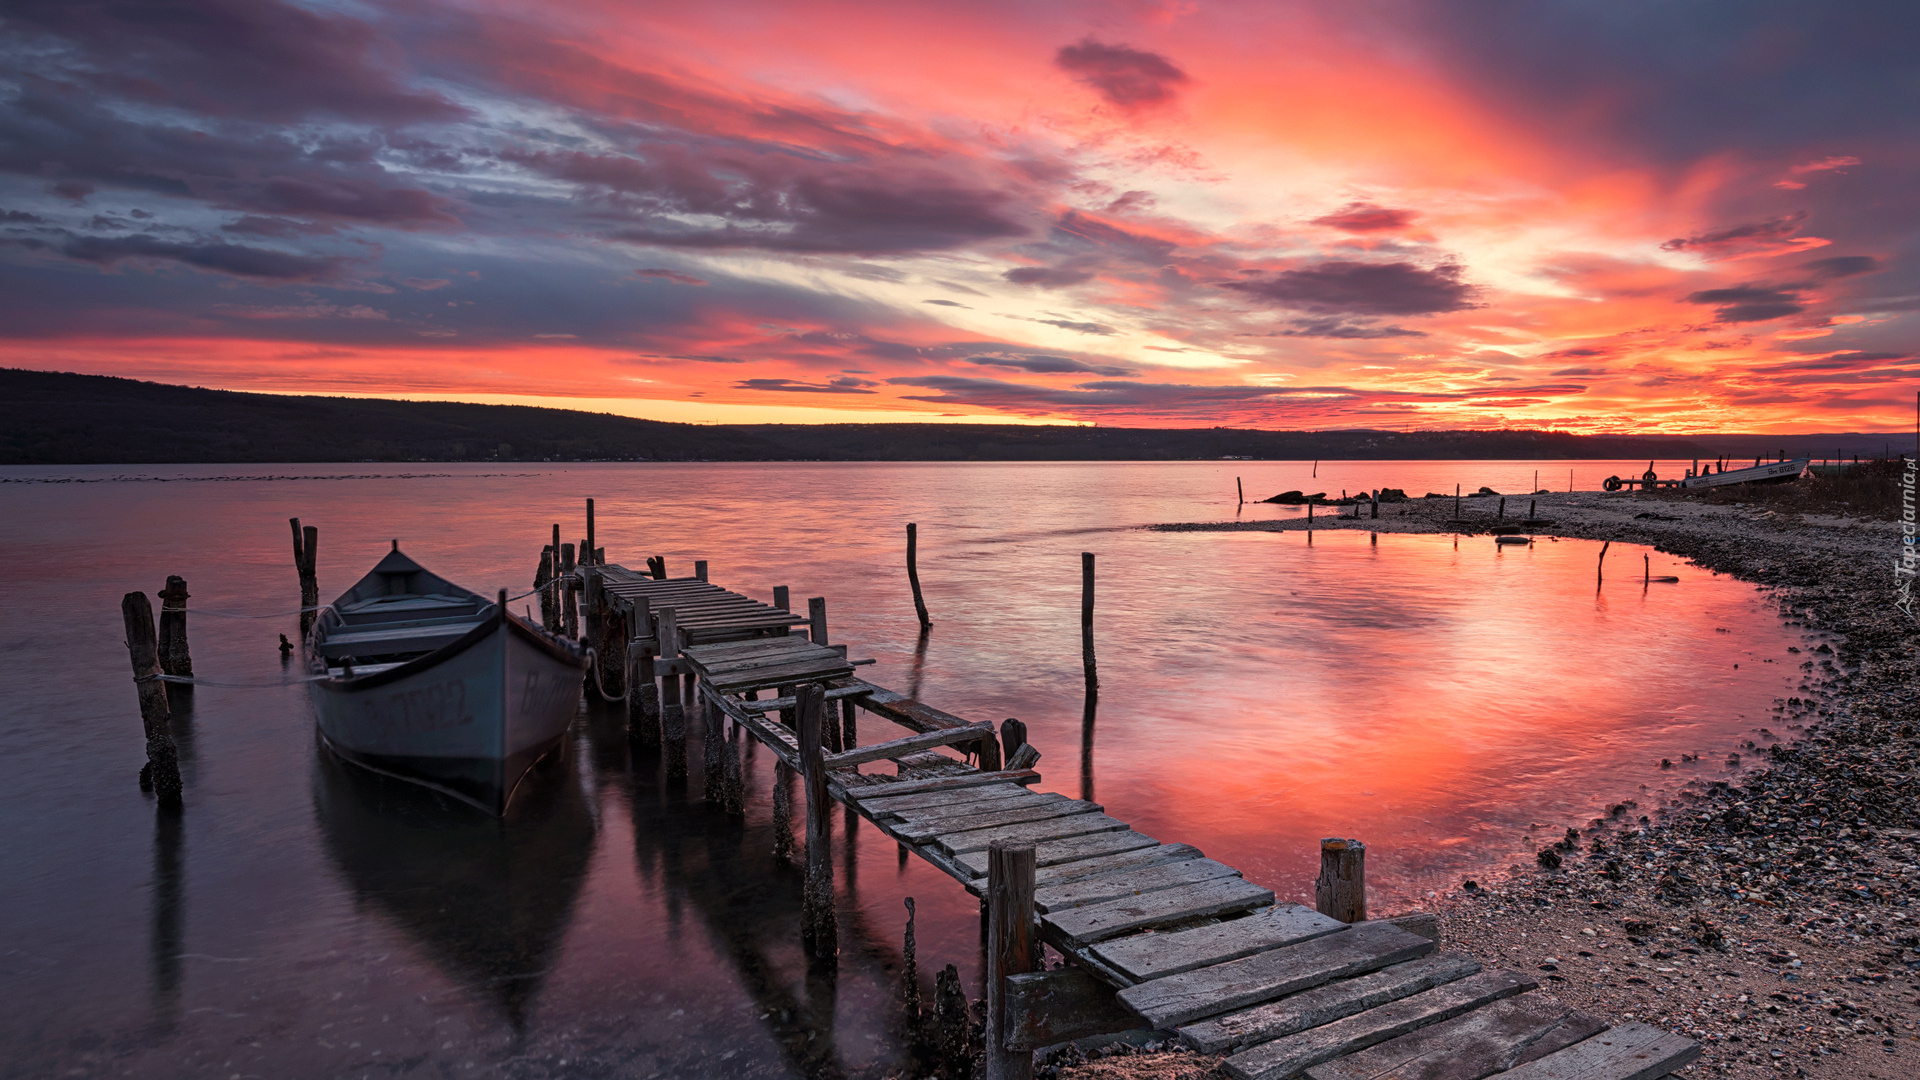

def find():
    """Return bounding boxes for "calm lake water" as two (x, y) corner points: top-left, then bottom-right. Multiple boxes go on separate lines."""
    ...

(0, 460), (1815, 1079)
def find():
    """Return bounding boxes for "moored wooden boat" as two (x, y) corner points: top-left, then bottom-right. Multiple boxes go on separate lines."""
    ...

(307, 544), (589, 814)
(1679, 457), (1809, 489)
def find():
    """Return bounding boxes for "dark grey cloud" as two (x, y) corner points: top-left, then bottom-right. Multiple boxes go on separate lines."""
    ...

(887, 374), (1586, 417)
(1054, 39), (1190, 108)
(635, 268), (708, 286)
(923, 298), (969, 307)
(1222, 261), (1479, 316)
(963, 354), (1136, 376)
(1684, 284), (1806, 323)
(1275, 318), (1426, 339)
(1038, 319), (1115, 334)
(1661, 213), (1808, 257)
(1311, 203), (1418, 232)
(736, 377), (876, 394)
(1802, 255), (1880, 279)
(1003, 266), (1093, 287)
(22, 232), (352, 280)
(3, 0), (464, 125)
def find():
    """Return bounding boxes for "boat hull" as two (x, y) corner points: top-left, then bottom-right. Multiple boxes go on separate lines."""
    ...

(310, 614), (586, 813)
(1681, 458), (1810, 489)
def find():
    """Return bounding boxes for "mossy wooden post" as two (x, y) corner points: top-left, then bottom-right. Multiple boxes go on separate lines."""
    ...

(546, 525), (562, 631)
(907, 523), (932, 629)
(156, 576), (192, 690)
(798, 683), (837, 960)
(722, 713), (745, 815)
(290, 518), (319, 638)
(1315, 838), (1366, 923)
(123, 592), (183, 809)
(560, 543), (578, 638)
(584, 568), (605, 677)
(772, 757), (795, 862)
(808, 596), (828, 646)
(602, 594), (628, 698)
(702, 690), (724, 802)
(1081, 552), (1098, 697)
(984, 841), (1037, 1080)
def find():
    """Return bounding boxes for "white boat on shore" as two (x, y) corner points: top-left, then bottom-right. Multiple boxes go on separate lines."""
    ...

(307, 544), (589, 814)
(1680, 457), (1810, 489)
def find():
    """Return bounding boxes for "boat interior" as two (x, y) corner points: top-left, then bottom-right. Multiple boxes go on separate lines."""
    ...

(313, 546), (494, 678)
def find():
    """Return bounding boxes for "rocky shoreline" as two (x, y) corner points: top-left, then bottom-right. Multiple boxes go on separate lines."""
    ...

(1115, 489), (1918, 1080)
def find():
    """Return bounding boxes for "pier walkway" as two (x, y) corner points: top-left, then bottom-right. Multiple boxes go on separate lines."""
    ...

(573, 550), (1700, 1080)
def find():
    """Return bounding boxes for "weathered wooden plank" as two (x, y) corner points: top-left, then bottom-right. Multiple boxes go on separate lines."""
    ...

(742, 684), (869, 713)
(1093, 903), (1347, 982)
(1222, 969), (1538, 1080)
(936, 812), (1130, 856)
(707, 660), (856, 693)
(1046, 876), (1276, 945)
(1181, 953), (1483, 1054)
(953, 829), (1160, 878)
(856, 686), (980, 732)
(1036, 843), (1206, 887)
(894, 794), (1094, 840)
(699, 652), (853, 682)
(1490, 1024), (1701, 1080)
(863, 783), (1033, 815)
(1302, 996), (1606, 1080)
(838, 769), (1041, 801)
(824, 723), (994, 769)
(1116, 921), (1434, 1029)
(690, 642), (837, 673)
(1003, 968), (1140, 1052)
(1035, 857), (1241, 914)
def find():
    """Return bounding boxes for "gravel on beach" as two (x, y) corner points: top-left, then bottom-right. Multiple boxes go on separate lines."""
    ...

(1118, 487), (1919, 1080)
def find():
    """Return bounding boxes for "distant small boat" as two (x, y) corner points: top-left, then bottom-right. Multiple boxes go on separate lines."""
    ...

(1495, 535), (1532, 545)
(1679, 458), (1810, 489)
(308, 544), (589, 814)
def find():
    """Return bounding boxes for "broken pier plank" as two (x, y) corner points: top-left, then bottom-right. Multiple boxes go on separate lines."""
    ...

(1222, 969), (1538, 1080)
(1002, 968), (1141, 1052)
(1490, 1023), (1701, 1080)
(1045, 876), (1276, 945)
(1181, 953), (1484, 1054)
(952, 829), (1160, 878)
(1093, 902), (1346, 982)
(893, 794), (1096, 840)
(1302, 995), (1606, 1080)
(1116, 920), (1435, 1029)
(836, 768), (1039, 802)
(935, 812), (1130, 856)
(1035, 857), (1241, 914)
(862, 783), (1036, 816)
(970, 842), (1207, 898)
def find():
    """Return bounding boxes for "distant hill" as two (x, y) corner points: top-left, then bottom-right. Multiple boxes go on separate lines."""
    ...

(0, 368), (1903, 464)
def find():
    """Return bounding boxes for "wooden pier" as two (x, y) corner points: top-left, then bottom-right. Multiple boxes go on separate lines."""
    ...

(561, 520), (1702, 1080)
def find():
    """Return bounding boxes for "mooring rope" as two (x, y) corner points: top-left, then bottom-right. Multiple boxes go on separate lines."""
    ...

(583, 647), (629, 704)
(137, 673), (329, 688)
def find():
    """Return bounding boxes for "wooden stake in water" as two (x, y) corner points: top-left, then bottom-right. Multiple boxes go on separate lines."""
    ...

(1597, 540), (1611, 587)
(560, 543), (578, 638)
(122, 592), (183, 809)
(1081, 552), (1098, 696)
(1315, 838), (1366, 923)
(1454, 483), (1461, 518)
(584, 498), (595, 567)
(1237, 477), (1244, 505)
(907, 523), (932, 629)
(157, 576), (192, 687)
(289, 518), (319, 638)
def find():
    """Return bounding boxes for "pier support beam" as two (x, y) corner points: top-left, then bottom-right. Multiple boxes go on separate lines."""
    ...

(659, 607), (685, 780)
(799, 683), (837, 960)
(122, 592), (183, 809)
(1315, 838), (1367, 923)
(560, 543), (578, 639)
(1081, 552), (1098, 696)
(984, 841), (1037, 1080)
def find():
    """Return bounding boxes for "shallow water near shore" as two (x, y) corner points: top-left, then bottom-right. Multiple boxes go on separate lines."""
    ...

(0, 460), (1815, 1078)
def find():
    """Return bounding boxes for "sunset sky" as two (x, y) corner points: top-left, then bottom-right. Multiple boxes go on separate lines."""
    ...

(1, 0), (1914, 431)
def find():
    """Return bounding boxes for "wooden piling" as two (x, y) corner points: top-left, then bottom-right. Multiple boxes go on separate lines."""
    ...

(907, 523), (932, 629)
(584, 498), (595, 566)
(1498, 497), (1505, 519)
(156, 576), (192, 685)
(1597, 540), (1611, 587)
(1000, 717), (1029, 764)
(659, 606), (685, 780)
(560, 543), (578, 638)
(984, 841), (1038, 1080)
(1454, 484), (1461, 519)
(808, 597), (829, 646)
(701, 693), (723, 803)
(290, 518), (319, 638)
(122, 592), (183, 808)
(723, 719), (745, 815)
(1237, 477), (1244, 505)
(584, 568), (606, 668)
(799, 683), (837, 959)
(1644, 553), (1650, 585)
(902, 896), (921, 1024)
(841, 697), (858, 750)
(1315, 838), (1366, 923)
(1529, 499), (1536, 520)
(695, 560), (708, 582)
(648, 555), (666, 580)
(1370, 493), (1378, 519)
(548, 525), (562, 629)
(601, 595), (628, 698)
(1081, 552), (1097, 696)
(773, 584), (790, 612)
(535, 544), (556, 631)
(772, 759), (795, 862)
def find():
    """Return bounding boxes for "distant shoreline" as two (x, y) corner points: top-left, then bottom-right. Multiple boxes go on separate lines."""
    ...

(2, 368), (1906, 465)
